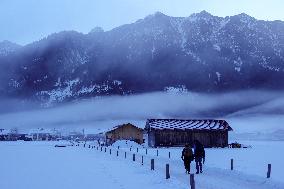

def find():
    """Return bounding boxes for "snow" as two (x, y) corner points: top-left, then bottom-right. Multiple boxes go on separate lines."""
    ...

(164, 86), (188, 93)
(215, 72), (221, 82)
(9, 79), (21, 88)
(259, 56), (280, 72)
(213, 44), (221, 51)
(1, 141), (283, 189)
(0, 129), (9, 135)
(39, 78), (80, 105)
(151, 44), (156, 59)
(113, 80), (122, 85)
(114, 140), (284, 188)
(219, 18), (230, 30)
(0, 141), (187, 189)
(77, 85), (96, 95)
(234, 57), (243, 72)
(111, 140), (143, 148)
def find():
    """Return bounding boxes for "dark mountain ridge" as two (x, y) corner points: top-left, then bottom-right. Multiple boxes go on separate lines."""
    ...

(0, 11), (284, 105)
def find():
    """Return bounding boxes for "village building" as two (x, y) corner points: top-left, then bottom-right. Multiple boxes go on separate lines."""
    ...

(29, 128), (61, 141)
(85, 133), (105, 141)
(67, 131), (85, 141)
(0, 128), (28, 141)
(0, 129), (8, 141)
(105, 123), (143, 146)
(145, 119), (233, 147)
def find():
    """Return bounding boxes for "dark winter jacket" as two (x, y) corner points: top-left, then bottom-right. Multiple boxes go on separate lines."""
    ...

(181, 147), (194, 161)
(194, 143), (205, 158)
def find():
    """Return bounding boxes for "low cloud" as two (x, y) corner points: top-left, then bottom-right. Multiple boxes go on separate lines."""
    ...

(0, 90), (283, 134)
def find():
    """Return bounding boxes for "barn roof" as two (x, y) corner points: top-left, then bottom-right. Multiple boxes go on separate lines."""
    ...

(105, 123), (143, 133)
(146, 119), (233, 131)
(0, 129), (9, 135)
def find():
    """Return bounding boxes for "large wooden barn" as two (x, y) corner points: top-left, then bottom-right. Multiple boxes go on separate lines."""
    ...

(105, 123), (143, 146)
(145, 119), (233, 147)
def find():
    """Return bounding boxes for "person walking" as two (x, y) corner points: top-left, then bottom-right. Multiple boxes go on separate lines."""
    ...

(181, 144), (194, 174)
(193, 140), (205, 174)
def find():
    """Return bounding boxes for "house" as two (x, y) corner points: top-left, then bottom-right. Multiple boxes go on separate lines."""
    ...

(0, 128), (28, 141)
(29, 128), (61, 141)
(105, 123), (143, 146)
(145, 119), (233, 147)
(85, 133), (105, 141)
(0, 129), (8, 141)
(67, 130), (85, 141)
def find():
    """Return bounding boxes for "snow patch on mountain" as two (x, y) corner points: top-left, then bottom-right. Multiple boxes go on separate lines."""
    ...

(260, 56), (280, 72)
(216, 72), (221, 82)
(234, 57), (243, 72)
(8, 79), (21, 88)
(38, 79), (80, 105)
(164, 85), (188, 93)
(213, 44), (221, 51)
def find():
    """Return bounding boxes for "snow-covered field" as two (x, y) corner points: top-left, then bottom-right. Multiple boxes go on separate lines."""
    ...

(1, 140), (283, 189)
(115, 140), (284, 182)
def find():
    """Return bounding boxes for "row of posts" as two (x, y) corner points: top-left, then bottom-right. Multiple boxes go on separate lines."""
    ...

(78, 143), (273, 188)
(230, 158), (271, 178)
(76, 143), (194, 188)
(130, 148), (172, 159)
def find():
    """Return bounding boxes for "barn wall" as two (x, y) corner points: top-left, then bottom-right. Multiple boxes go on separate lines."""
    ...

(106, 124), (143, 145)
(152, 129), (229, 147)
(148, 130), (156, 147)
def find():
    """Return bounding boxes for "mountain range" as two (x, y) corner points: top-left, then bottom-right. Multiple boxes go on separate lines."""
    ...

(0, 11), (284, 105)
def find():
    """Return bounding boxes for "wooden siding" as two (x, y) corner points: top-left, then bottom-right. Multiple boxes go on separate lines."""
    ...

(149, 129), (229, 148)
(106, 123), (143, 145)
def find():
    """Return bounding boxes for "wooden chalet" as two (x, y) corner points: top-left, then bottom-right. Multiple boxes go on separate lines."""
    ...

(145, 119), (233, 147)
(105, 123), (143, 146)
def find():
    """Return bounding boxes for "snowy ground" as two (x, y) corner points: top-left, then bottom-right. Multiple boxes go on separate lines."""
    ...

(1, 141), (284, 189)
(115, 140), (284, 182)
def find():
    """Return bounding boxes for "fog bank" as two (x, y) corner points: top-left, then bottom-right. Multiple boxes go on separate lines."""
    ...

(0, 90), (283, 137)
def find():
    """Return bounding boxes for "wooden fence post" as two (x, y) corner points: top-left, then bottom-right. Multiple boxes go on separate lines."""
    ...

(137, 148), (138, 153)
(267, 164), (271, 178)
(117, 151), (119, 157)
(156, 149), (158, 156)
(166, 164), (170, 179)
(190, 174), (195, 189)
(110, 149), (111, 155)
(133, 154), (136, 161)
(130, 147), (132, 151)
(104, 148), (106, 152)
(231, 159), (234, 170)
(146, 149), (148, 155)
(84, 144), (86, 147)
(142, 156), (144, 165)
(169, 152), (171, 159)
(100, 147), (102, 151)
(88, 145), (90, 148)
(125, 151), (126, 159)
(151, 159), (154, 170)
(118, 146), (120, 149)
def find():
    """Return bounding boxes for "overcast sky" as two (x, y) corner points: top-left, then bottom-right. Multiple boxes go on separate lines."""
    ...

(1, 0), (283, 45)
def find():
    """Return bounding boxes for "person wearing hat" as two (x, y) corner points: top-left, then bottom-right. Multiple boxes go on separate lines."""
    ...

(193, 140), (205, 174)
(181, 143), (194, 174)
